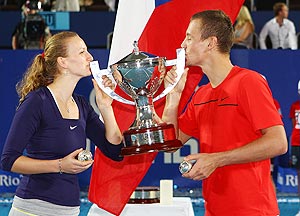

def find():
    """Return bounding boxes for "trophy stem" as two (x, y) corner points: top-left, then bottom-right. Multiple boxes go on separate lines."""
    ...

(130, 95), (162, 129)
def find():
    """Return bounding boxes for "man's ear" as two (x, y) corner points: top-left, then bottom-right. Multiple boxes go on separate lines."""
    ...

(208, 36), (218, 49)
(57, 56), (68, 69)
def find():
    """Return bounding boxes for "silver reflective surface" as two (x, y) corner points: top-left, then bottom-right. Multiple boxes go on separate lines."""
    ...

(77, 150), (93, 161)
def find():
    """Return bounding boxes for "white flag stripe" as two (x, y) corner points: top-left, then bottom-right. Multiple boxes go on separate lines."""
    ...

(108, 0), (155, 66)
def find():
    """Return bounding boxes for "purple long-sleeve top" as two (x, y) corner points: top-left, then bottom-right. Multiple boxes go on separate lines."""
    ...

(1, 87), (123, 206)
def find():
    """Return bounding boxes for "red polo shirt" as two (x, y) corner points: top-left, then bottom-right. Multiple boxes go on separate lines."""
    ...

(179, 66), (283, 215)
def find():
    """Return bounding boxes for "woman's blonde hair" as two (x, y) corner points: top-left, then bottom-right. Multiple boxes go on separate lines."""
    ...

(16, 31), (78, 104)
(235, 6), (254, 31)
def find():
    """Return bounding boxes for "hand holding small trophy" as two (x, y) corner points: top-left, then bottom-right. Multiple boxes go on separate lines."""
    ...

(179, 160), (196, 174)
(77, 150), (93, 161)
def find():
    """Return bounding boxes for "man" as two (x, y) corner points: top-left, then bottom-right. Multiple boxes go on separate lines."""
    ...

(12, 0), (51, 50)
(259, 2), (297, 50)
(289, 81), (300, 216)
(163, 10), (288, 215)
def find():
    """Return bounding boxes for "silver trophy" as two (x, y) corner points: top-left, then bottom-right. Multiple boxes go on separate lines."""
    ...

(91, 41), (185, 156)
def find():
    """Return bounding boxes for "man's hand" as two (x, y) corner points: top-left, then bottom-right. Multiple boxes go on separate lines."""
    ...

(182, 153), (220, 181)
(164, 66), (189, 94)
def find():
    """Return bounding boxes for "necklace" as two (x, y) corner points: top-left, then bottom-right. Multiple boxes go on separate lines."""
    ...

(65, 97), (75, 113)
(47, 86), (75, 115)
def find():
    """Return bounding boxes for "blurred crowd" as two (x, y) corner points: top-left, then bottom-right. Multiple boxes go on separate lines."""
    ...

(9, 0), (118, 50)
(0, 0), (118, 11)
(233, 2), (298, 50)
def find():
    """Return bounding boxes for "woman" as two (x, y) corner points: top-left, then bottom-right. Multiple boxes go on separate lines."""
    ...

(233, 5), (255, 49)
(1, 31), (123, 215)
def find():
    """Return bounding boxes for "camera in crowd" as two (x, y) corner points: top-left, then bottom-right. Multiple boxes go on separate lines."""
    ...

(24, 14), (46, 41)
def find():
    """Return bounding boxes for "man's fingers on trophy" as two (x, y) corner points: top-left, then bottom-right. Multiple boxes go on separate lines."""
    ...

(183, 67), (189, 73)
(181, 68), (189, 80)
(164, 75), (173, 86)
(171, 65), (177, 72)
(171, 66), (178, 77)
(158, 58), (166, 73)
(166, 68), (178, 84)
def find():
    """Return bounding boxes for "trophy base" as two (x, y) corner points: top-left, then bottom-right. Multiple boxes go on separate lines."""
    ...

(128, 186), (160, 204)
(121, 123), (183, 156)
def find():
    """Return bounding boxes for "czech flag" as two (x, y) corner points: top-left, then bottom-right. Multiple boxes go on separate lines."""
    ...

(88, 0), (244, 215)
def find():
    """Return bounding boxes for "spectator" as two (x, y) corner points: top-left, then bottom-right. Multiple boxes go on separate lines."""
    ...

(54, 0), (80, 11)
(289, 80), (300, 205)
(259, 2), (297, 50)
(11, 0), (51, 50)
(232, 5), (255, 49)
(104, 0), (117, 11)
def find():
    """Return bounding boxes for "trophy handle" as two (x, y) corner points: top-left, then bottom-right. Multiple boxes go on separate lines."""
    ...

(153, 48), (185, 102)
(90, 61), (135, 105)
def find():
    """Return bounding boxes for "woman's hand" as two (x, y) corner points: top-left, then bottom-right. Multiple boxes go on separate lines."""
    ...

(92, 77), (123, 144)
(59, 149), (93, 174)
(92, 76), (114, 108)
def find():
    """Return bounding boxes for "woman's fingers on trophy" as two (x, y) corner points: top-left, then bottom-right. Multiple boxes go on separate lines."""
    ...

(101, 75), (115, 90)
(111, 64), (118, 71)
(92, 78), (114, 106)
(112, 70), (122, 84)
(92, 79), (107, 98)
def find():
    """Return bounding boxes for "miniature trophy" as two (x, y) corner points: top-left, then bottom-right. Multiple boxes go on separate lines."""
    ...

(90, 41), (185, 156)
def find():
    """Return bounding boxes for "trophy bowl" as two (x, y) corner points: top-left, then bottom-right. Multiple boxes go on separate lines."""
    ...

(111, 41), (183, 156)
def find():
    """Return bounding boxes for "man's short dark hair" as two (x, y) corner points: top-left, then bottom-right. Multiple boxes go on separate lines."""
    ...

(191, 10), (234, 54)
